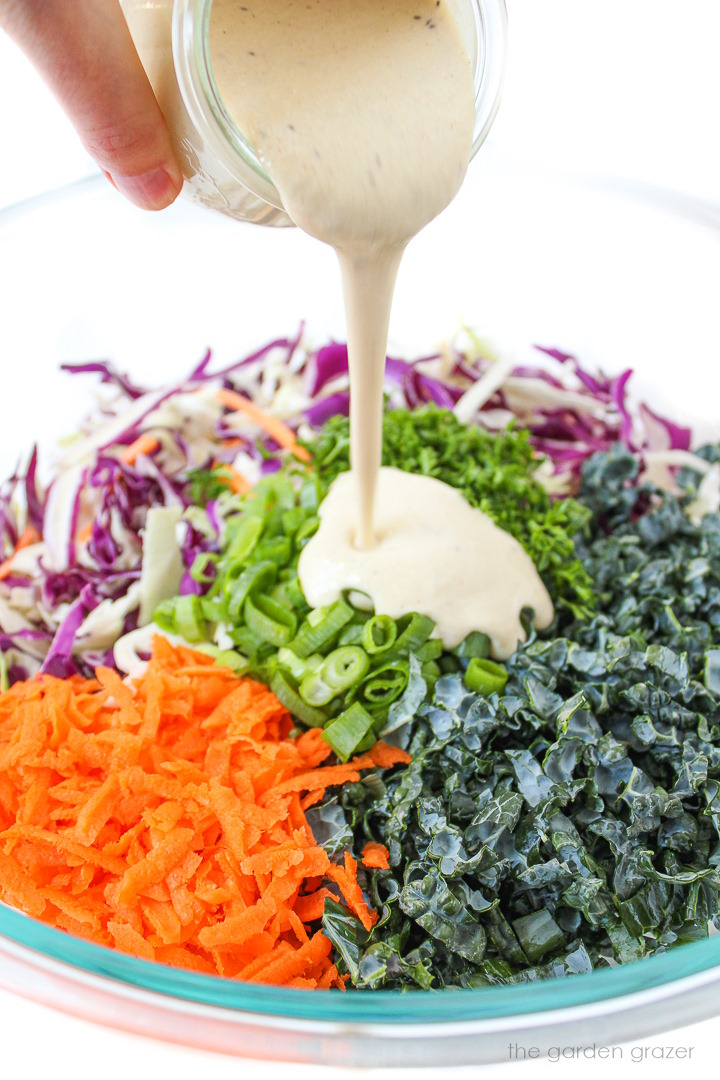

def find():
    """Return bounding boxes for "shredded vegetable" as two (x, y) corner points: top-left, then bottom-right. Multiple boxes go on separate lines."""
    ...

(0, 637), (410, 983)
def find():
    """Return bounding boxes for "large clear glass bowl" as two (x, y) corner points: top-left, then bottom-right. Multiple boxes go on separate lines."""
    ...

(1, 152), (719, 1066)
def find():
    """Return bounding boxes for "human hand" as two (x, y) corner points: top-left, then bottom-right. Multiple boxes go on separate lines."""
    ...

(0, 0), (183, 210)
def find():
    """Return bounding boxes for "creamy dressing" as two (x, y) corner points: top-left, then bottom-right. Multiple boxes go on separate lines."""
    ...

(208, 0), (475, 547)
(124, 0), (553, 654)
(298, 468), (554, 657)
(209, 0), (553, 655)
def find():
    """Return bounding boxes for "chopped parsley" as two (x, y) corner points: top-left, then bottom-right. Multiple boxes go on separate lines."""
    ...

(307, 407), (595, 619)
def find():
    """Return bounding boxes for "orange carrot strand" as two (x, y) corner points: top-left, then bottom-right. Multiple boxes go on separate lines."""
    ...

(217, 387), (311, 463)
(0, 525), (41, 581)
(121, 433), (160, 465)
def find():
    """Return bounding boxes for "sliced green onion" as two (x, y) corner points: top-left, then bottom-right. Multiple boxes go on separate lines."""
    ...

(283, 575), (308, 611)
(215, 649), (248, 673)
(267, 583), (291, 609)
(224, 515), (264, 565)
(173, 596), (206, 641)
(194, 643), (248, 674)
(299, 477), (323, 512)
(265, 472), (296, 510)
(153, 599), (177, 634)
(200, 595), (226, 622)
(270, 670), (327, 728)
(357, 663), (408, 706)
(229, 625), (265, 655)
(254, 536), (292, 566)
(277, 647), (323, 682)
(307, 605), (330, 628)
(363, 676), (407, 706)
(415, 639), (443, 663)
(336, 622), (365, 647)
(0, 651), (8, 694)
(322, 646), (370, 692)
(256, 640), (281, 664)
(299, 671), (335, 707)
(464, 657), (508, 695)
(455, 631), (491, 660)
(277, 647), (307, 681)
(322, 702), (376, 762)
(353, 729), (377, 756)
(370, 707), (391, 734)
(295, 516), (320, 546)
(421, 659), (441, 689)
(244, 593), (298, 647)
(280, 507), (308, 536)
(383, 613), (435, 661)
(189, 551), (218, 584)
(361, 615), (397, 655)
(226, 560), (277, 621)
(290, 599), (354, 658)
(153, 595), (206, 642)
(261, 509), (284, 537)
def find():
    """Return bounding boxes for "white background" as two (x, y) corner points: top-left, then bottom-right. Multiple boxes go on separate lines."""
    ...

(1, 1), (719, 1076)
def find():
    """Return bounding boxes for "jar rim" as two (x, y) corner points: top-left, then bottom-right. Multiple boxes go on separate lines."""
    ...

(172, 0), (508, 213)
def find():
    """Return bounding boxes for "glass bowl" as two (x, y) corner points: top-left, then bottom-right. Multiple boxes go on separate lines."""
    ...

(1, 151), (720, 1066)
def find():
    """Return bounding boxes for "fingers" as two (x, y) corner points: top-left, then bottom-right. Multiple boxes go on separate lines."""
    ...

(0, 0), (183, 210)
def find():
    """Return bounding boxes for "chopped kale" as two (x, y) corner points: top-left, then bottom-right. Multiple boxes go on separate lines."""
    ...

(316, 446), (720, 988)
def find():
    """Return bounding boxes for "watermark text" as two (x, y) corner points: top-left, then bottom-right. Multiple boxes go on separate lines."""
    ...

(508, 1042), (695, 1063)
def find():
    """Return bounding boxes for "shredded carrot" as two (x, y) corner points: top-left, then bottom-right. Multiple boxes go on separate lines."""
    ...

(75, 522), (93, 545)
(294, 887), (335, 924)
(15, 525), (39, 551)
(0, 525), (41, 582)
(212, 461), (251, 496)
(121, 433), (160, 465)
(0, 638), (408, 988)
(327, 852), (378, 932)
(361, 842), (390, 871)
(217, 387), (312, 463)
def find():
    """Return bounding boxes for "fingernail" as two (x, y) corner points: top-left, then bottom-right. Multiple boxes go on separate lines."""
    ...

(111, 167), (181, 210)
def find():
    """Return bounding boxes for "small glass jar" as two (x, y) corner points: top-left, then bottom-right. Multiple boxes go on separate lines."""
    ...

(120, 0), (508, 227)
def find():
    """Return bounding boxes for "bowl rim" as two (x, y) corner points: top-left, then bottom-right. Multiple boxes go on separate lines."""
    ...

(3, 894), (720, 1024)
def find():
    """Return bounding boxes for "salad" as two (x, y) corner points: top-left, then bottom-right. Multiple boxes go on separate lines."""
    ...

(1, 330), (719, 990)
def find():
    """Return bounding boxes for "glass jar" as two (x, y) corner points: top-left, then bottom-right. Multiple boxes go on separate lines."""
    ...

(120, 0), (508, 227)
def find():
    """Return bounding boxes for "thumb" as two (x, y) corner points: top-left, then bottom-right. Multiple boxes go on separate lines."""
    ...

(1, 0), (183, 210)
